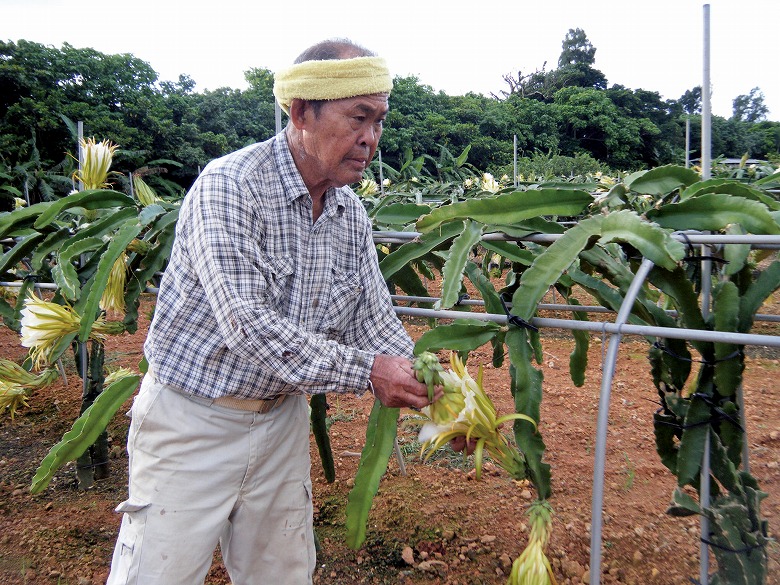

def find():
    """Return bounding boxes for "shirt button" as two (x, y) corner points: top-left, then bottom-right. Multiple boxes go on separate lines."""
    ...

(312, 298), (319, 308)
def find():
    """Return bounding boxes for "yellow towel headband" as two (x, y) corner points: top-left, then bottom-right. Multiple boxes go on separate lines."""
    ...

(273, 56), (393, 114)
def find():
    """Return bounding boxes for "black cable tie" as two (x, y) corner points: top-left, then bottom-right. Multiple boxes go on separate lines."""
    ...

(714, 349), (742, 363)
(682, 255), (729, 265)
(653, 411), (740, 433)
(654, 398), (745, 434)
(499, 293), (538, 332)
(653, 416), (712, 431)
(653, 342), (742, 365)
(678, 233), (696, 257)
(690, 393), (746, 432)
(455, 293), (470, 306)
(23, 273), (39, 282)
(76, 460), (111, 469)
(700, 536), (766, 555)
(653, 341), (697, 362)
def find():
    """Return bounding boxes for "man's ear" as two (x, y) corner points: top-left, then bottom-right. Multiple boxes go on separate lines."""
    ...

(288, 99), (308, 129)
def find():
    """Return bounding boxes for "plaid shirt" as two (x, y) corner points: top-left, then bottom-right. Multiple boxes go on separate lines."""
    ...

(144, 132), (413, 399)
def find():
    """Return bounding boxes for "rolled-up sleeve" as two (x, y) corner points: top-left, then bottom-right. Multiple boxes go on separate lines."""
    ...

(341, 221), (414, 359)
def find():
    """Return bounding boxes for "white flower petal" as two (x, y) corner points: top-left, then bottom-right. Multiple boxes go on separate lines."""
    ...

(418, 421), (449, 444)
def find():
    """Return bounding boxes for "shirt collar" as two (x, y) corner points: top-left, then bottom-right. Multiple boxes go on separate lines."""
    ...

(273, 131), (349, 213)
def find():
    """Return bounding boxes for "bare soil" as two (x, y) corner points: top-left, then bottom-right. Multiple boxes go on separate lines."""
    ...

(1, 293), (779, 585)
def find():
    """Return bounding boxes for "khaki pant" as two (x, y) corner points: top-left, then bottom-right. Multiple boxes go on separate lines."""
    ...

(106, 375), (315, 584)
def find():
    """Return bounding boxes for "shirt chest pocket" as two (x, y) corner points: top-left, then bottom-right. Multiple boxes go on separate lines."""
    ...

(321, 270), (363, 340)
(258, 253), (294, 309)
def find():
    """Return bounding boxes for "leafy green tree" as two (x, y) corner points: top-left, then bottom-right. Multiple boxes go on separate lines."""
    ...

(187, 68), (277, 152)
(606, 85), (680, 166)
(382, 76), (445, 168)
(555, 28), (607, 90)
(557, 28), (596, 67)
(748, 121), (780, 159)
(679, 86), (702, 115)
(0, 41), (162, 161)
(1, 37), (777, 203)
(0, 40), (182, 196)
(732, 87), (769, 123)
(496, 64), (556, 102)
(711, 116), (761, 159)
(439, 94), (512, 171)
(553, 86), (647, 168)
(554, 63), (608, 91)
(504, 96), (561, 156)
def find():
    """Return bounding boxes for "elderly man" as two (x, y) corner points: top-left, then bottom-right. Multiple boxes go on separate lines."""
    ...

(106, 38), (437, 585)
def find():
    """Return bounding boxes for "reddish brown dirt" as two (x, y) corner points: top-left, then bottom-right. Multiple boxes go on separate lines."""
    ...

(0, 293), (778, 585)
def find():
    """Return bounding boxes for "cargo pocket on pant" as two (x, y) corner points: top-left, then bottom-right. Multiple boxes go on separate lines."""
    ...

(282, 478), (313, 533)
(108, 497), (151, 585)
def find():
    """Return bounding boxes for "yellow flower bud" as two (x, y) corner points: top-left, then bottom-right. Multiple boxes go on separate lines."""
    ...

(507, 501), (557, 585)
(0, 381), (30, 420)
(20, 293), (124, 369)
(133, 175), (160, 207)
(72, 137), (118, 190)
(100, 252), (128, 315)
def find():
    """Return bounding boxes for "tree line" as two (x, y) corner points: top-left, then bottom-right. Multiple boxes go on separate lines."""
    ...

(1, 30), (778, 205)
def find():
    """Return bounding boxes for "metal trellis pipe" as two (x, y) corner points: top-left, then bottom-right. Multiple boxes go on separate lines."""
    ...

(588, 257), (655, 584)
(393, 306), (780, 348)
(389, 295), (780, 324)
(373, 230), (780, 249)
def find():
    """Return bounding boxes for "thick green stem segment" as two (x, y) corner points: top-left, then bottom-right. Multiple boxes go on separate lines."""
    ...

(568, 298), (589, 388)
(310, 393), (335, 483)
(345, 401), (399, 549)
(75, 340), (108, 489)
(30, 374), (140, 494)
(507, 328), (551, 499)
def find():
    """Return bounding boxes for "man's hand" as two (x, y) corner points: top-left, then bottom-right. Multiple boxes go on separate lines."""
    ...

(369, 354), (442, 409)
(449, 436), (478, 455)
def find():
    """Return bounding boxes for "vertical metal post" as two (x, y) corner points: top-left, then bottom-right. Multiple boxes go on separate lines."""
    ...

(699, 4), (712, 572)
(699, 5), (713, 576)
(275, 101), (282, 135)
(77, 121), (85, 191)
(701, 246), (712, 320)
(393, 438), (406, 476)
(76, 121), (89, 398)
(701, 4), (712, 181)
(378, 150), (385, 196)
(80, 342), (89, 397)
(685, 116), (691, 168)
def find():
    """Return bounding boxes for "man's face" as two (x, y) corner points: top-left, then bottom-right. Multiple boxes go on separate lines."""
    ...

(299, 94), (388, 191)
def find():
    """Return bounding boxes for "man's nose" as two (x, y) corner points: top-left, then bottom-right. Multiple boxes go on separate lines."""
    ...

(359, 124), (381, 147)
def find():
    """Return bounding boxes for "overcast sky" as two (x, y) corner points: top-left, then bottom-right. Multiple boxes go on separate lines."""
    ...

(4, 0), (778, 121)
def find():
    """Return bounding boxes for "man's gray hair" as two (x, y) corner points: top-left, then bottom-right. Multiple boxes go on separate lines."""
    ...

(293, 38), (375, 64)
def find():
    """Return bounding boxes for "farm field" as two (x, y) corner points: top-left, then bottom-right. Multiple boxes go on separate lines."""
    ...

(0, 294), (778, 585)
